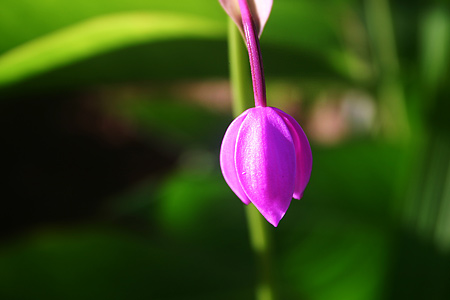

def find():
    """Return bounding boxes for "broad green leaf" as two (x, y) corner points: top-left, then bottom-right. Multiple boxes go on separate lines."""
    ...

(0, 13), (225, 87)
(0, 0), (227, 53)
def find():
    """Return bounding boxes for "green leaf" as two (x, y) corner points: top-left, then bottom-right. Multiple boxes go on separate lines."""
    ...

(0, 12), (225, 87)
(0, 229), (253, 300)
(420, 7), (450, 93)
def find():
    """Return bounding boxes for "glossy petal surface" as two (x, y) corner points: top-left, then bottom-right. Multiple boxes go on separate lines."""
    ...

(220, 110), (251, 205)
(219, 0), (273, 37)
(275, 108), (313, 199)
(235, 107), (296, 226)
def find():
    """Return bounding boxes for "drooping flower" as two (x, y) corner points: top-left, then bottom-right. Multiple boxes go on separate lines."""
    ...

(220, 106), (312, 226)
(219, 0), (312, 226)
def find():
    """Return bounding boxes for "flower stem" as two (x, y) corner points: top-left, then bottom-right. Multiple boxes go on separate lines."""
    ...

(228, 17), (276, 300)
(237, 0), (267, 107)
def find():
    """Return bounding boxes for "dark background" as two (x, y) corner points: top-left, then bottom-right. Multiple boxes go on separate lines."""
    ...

(1, 0), (449, 299)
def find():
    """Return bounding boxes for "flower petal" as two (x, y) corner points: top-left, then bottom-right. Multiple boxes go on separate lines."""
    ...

(219, 0), (243, 35)
(274, 108), (312, 200)
(219, 0), (273, 38)
(248, 0), (273, 37)
(235, 107), (296, 226)
(220, 110), (251, 205)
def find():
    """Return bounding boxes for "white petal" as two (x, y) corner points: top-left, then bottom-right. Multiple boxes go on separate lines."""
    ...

(219, 0), (273, 37)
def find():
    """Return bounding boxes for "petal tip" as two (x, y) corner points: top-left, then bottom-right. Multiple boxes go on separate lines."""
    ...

(293, 191), (303, 200)
(241, 197), (251, 205)
(263, 211), (283, 227)
(254, 201), (288, 227)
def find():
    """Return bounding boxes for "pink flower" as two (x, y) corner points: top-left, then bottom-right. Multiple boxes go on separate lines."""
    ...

(220, 106), (312, 226)
(219, 0), (312, 226)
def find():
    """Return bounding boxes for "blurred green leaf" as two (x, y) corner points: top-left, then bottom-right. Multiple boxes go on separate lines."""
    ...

(0, 229), (253, 300)
(0, 0), (226, 53)
(275, 142), (406, 300)
(112, 97), (230, 146)
(282, 224), (390, 300)
(0, 13), (225, 87)
(156, 170), (236, 235)
(264, 0), (370, 82)
(420, 7), (450, 94)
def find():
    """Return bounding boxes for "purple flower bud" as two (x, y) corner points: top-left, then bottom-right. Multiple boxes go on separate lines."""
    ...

(220, 106), (312, 227)
(219, 0), (312, 226)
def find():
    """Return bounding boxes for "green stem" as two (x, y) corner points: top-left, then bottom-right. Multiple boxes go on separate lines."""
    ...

(228, 18), (253, 116)
(245, 205), (275, 300)
(227, 18), (276, 300)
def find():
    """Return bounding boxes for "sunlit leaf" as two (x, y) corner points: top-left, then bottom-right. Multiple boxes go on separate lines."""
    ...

(420, 7), (450, 92)
(0, 12), (225, 87)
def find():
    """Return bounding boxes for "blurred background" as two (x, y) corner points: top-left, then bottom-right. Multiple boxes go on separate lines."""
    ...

(1, 0), (449, 299)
